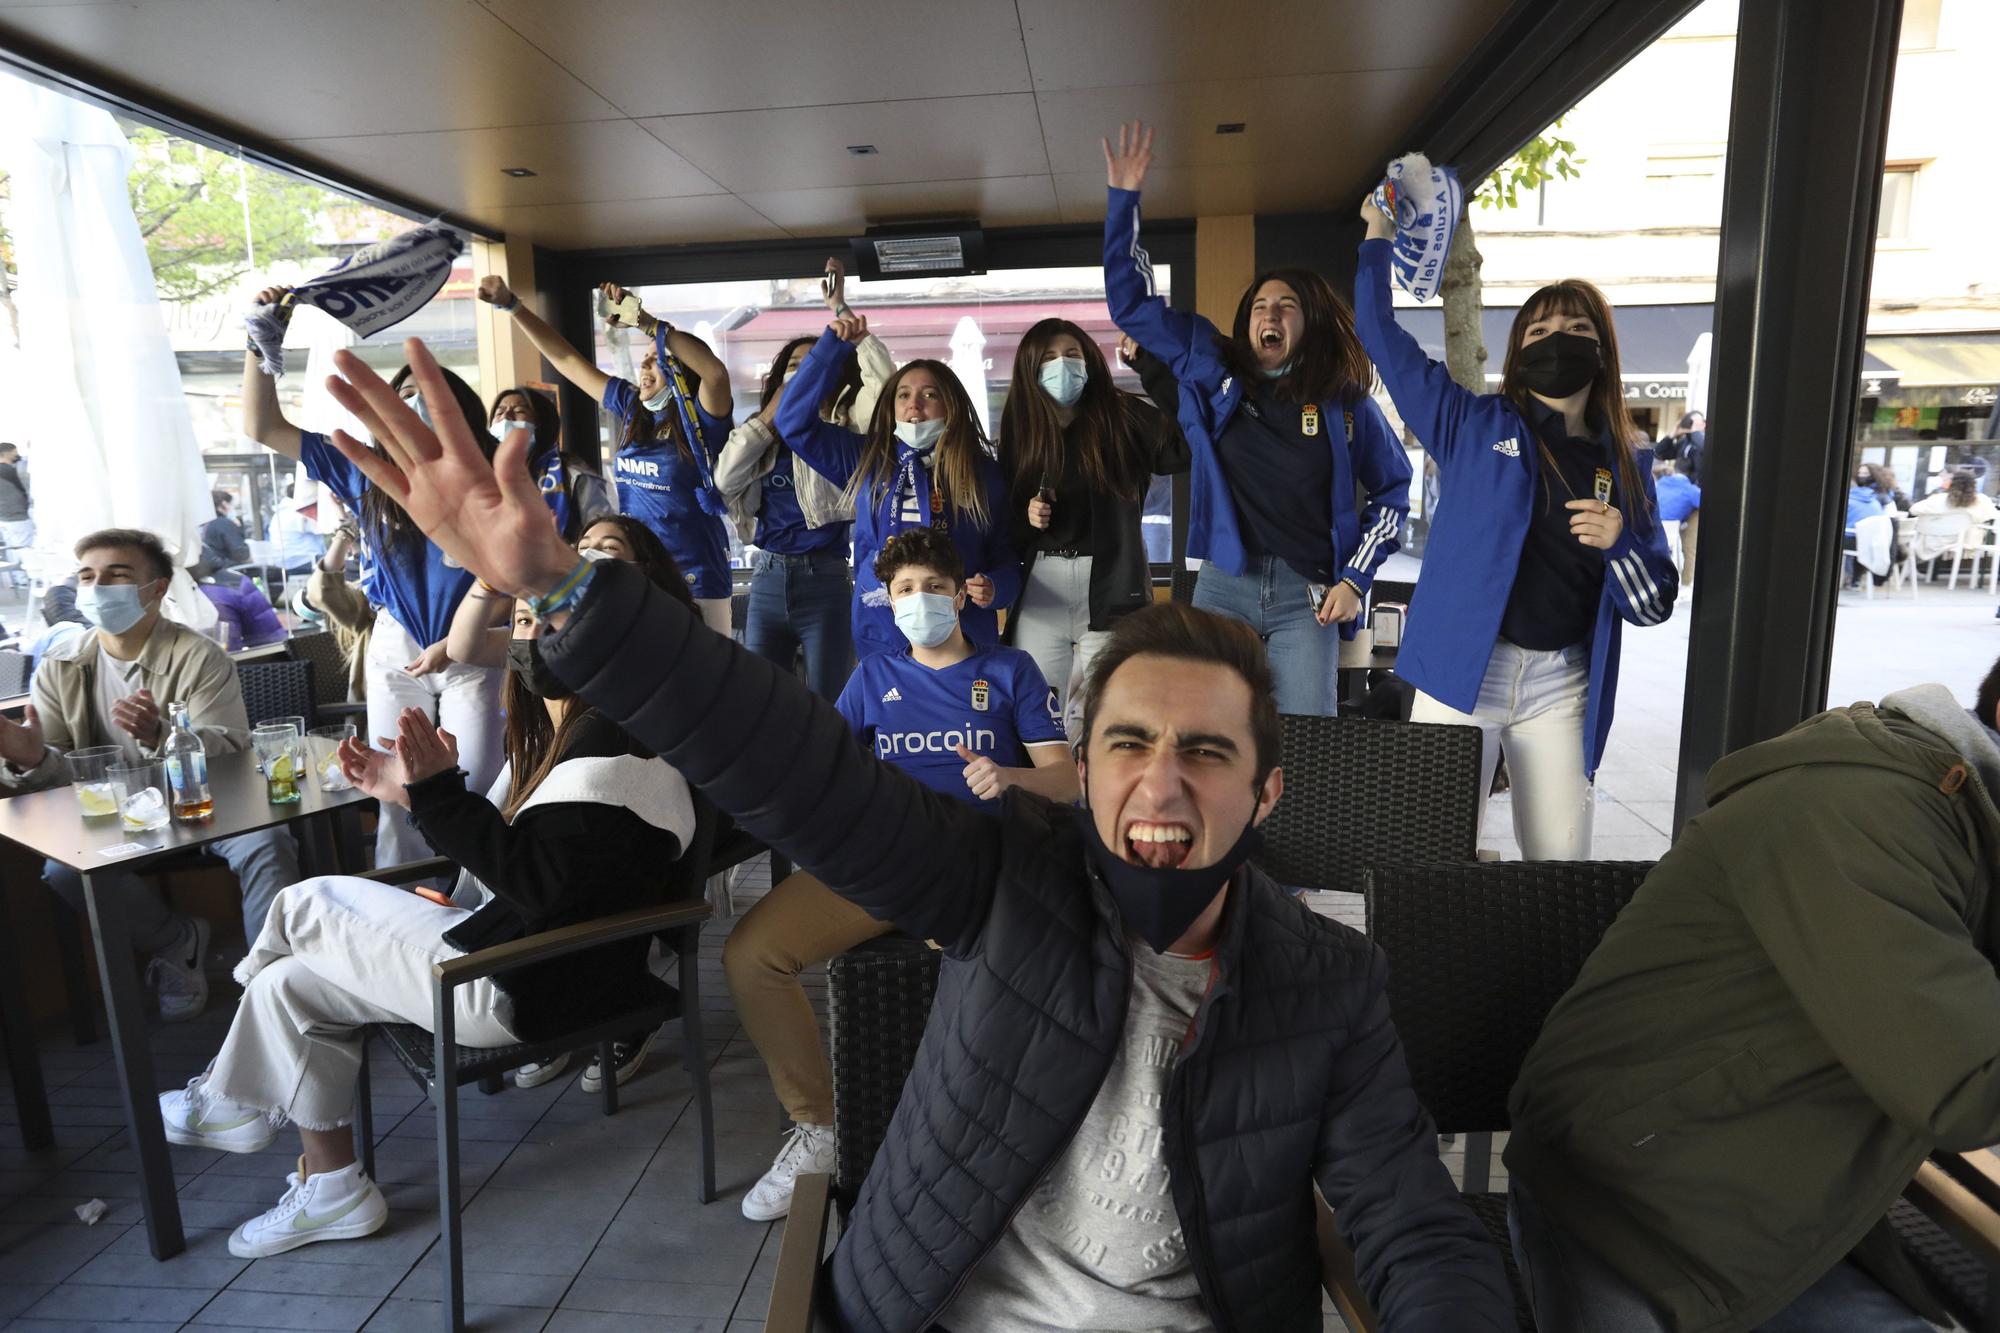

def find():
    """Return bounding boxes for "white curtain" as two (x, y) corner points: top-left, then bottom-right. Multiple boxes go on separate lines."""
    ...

(0, 70), (215, 627)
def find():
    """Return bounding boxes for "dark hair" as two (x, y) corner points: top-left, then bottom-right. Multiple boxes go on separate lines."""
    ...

(1078, 602), (1280, 784)
(368, 364), (497, 562)
(491, 386), (562, 462)
(1501, 280), (1651, 534)
(0, 442), (18, 458)
(1869, 465), (1900, 502)
(579, 514), (697, 609)
(622, 348), (704, 465)
(74, 527), (174, 583)
(1676, 411), (1704, 432)
(761, 335), (861, 431)
(1224, 267), (1372, 407)
(501, 539), (691, 821)
(851, 359), (993, 528)
(997, 318), (1148, 505)
(1978, 655), (2000, 732)
(1948, 471), (1979, 507)
(211, 489), (233, 514)
(872, 526), (965, 589)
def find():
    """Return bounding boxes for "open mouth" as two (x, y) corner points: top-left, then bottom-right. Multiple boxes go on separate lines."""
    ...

(1124, 821), (1194, 869)
(1258, 329), (1283, 350)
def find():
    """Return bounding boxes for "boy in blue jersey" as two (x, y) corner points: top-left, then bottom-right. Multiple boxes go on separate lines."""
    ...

(731, 526), (1076, 1222)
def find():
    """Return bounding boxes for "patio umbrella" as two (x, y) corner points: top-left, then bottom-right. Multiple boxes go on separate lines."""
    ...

(1686, 331), (1713, 420)
(948, 315), (991, 435)
(0, 70), (215, 627)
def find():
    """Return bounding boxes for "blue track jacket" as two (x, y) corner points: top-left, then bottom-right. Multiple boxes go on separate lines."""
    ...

(1353, 238), (1678, 778)
(777, 330), (1020, 653)
(1103, 188), (1410, 639)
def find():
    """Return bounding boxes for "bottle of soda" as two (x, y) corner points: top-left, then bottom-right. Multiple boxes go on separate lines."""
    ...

(162, 701), (213, 822)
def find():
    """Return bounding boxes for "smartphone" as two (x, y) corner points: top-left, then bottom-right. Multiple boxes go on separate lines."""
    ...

(1307, 581), (1331, 614)
(1035, 485), (1057, 507)
(607, 292), (642, 327)
(411, 885), (453, 908)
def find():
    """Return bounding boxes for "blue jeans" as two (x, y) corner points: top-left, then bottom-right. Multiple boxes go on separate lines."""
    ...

(745, 550), (855, 701)
(44, 828), (300, 951)
(1190, 557), (1340, 716)
(1508, 1184), (1937, 1333)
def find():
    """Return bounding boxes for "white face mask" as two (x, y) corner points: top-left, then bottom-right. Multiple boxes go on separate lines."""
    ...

(641, 384), (672, 413)
(494, 418), (537, 451)
(1039, 357), (1088, 407)
(894, 418), (947, 452)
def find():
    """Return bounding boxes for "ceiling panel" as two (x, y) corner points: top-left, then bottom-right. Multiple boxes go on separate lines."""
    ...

(639, 94), (1049, 195)
(473, 0), (1034, 118)
(476, 193), (787, 250)
(738, 175), (1063, 236)
(1053, 162), (1340, 226)
(1034, 67), (1439, 187)
(0, 0), (621, 137)
(1018, 0), (1511, 89)
(279, 120), (724, 212)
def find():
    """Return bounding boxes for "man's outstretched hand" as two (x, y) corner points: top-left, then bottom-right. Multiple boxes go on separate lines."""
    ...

(324, 339), (575, 599)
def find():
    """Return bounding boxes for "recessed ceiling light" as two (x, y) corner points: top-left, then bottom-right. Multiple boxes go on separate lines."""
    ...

(501, 167), (537, 177)
(1215, 122), (1246, 135)
(846, 144), (879, 156)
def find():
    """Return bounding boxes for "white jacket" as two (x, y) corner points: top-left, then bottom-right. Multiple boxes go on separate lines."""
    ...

(714, 333), (895, 543)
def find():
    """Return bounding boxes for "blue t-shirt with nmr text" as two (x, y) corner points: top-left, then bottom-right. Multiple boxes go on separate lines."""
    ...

(835, 644), (1064, 806)
(299, 430), (471, 646)
(602, 377), (734, 599)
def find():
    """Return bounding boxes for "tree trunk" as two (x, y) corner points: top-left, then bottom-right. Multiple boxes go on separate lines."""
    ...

(1440, 213), (1486, 394)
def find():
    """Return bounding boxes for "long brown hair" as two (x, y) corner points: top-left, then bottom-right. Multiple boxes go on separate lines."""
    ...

(369, 365), (495, 563)
(847, 359), (992, 529)
(499, 541), (695, 821)
(621, 349), (701, 465)
(1500, 280), (1652, 534)
(997, 319), (1148, 504)
(1225, 268), (1372, 407)
(761, 334), (862, 434)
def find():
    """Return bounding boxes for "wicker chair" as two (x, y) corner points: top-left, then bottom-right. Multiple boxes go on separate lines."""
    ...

(235, 657), (316, 731)
(284, 629), (364, 723)
(1169, 562), (1200, 604)
(1255, 714), (1484, 894)
(354, 794), (721, 1333)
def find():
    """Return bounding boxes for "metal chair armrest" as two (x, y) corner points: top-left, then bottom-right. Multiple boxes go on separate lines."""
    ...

(355, 856), (458, 886)
(1318, 1193), (1381, 1333)
(766, 1171), (831, 1333)
(432, 900), (713, 989)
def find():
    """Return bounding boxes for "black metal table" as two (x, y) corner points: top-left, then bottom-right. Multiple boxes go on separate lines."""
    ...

(0, 747), (370, 1259)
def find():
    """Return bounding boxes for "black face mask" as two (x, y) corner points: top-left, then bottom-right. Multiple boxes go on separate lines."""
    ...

(1516, 331), (1603, 399)
(506, 638), (571, 701)
(1076, 803), (1263, 954)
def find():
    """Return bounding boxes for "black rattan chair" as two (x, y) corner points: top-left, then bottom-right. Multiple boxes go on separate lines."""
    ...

(1255, 714), (1484, 894)
(1169, 562), (1200, 604)
(353, 794), (721, 1333)
(236, 658), (316, 730)
(284, 629), (364, 723)
(1349, 859), (1654, 1331)
(0, 649), (31, 697)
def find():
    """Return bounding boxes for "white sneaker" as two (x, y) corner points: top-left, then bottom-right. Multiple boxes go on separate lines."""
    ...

(513, 1053), (571, 1088)
(227, 1157), (387, 1258)
(146, 915), (210, 1023)
(159, 1075), (275, 1154)
(741, 1122), (836, 1222)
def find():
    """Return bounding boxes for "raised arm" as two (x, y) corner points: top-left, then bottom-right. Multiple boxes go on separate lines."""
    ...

(1353, 196), (1481, 468)
(821, 257), (896, 426)
(600, 282), (732, 420)
(320, 338), (1001, 952)
(1101, 122), (1208, 373)
(774, 324), (869, 487)
(476, 276), (612, 402)
(242, 286), (303, 460)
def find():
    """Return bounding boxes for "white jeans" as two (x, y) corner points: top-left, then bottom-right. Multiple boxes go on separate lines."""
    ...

(208, 876), (519, 1131)
(1010, 554), (1109, 741)
(1411, 639), (1594, 860)
(365, 609), (506, 868)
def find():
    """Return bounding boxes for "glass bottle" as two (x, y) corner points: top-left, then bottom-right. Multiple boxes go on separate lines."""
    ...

(162, 700), (213, 822)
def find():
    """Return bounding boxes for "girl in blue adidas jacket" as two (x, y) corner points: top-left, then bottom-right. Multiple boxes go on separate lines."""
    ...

(777, 313), (1019, 660)
(1102, 122), (1411, 715)
(1354, 194), (1679, 859)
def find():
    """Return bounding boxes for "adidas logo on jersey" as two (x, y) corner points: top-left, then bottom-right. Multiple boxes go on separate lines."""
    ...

(881, 687), (903, 703)
(1493, 437), (1521, 457)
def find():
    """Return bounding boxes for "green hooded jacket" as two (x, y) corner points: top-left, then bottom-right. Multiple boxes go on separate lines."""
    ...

(1505, 690), (2000, 1332)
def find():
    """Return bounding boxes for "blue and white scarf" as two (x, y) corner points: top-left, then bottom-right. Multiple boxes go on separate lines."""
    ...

(1371, 153), (1463, 304)
(246, 225), (465, 376)
(652, 323), (728, 518)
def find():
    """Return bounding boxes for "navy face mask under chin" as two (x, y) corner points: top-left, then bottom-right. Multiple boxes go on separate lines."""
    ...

(1076, 805), (1262, 954)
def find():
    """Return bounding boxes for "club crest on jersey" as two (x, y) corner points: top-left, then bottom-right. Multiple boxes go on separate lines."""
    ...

(970, 679), (990, 712)
(1301, 404), (1320, 437)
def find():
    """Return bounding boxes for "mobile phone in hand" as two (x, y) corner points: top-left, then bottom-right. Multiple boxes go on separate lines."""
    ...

(1036, 485), (1057, 507)
(1307, 581), (1331, 614)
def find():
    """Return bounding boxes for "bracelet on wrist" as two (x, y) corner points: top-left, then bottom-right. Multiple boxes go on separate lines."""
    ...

(1338, 577), (1365, 599)
(494, 293), (519, 314)
(524, 557), (599, 621)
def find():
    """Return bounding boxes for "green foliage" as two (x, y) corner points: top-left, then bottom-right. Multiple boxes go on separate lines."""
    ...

(121, 123), (327, 302)
(1477, 118), (1585, 210)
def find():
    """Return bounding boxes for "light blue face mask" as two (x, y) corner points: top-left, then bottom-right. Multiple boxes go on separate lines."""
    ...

(1039, 357), (1089, 407)
(403, 391), (435, 427)
(892, 591), (959, 649)
(76, 581), (151, 636)
(1259, 361), (1293, 380)
(494, 418), (536, 451)
(894, 418), (947, 452)
(641, 385), (672, 413)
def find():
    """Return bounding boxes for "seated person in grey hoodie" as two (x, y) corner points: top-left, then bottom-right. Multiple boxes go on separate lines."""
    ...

(1505, 659), (2000, 1332)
